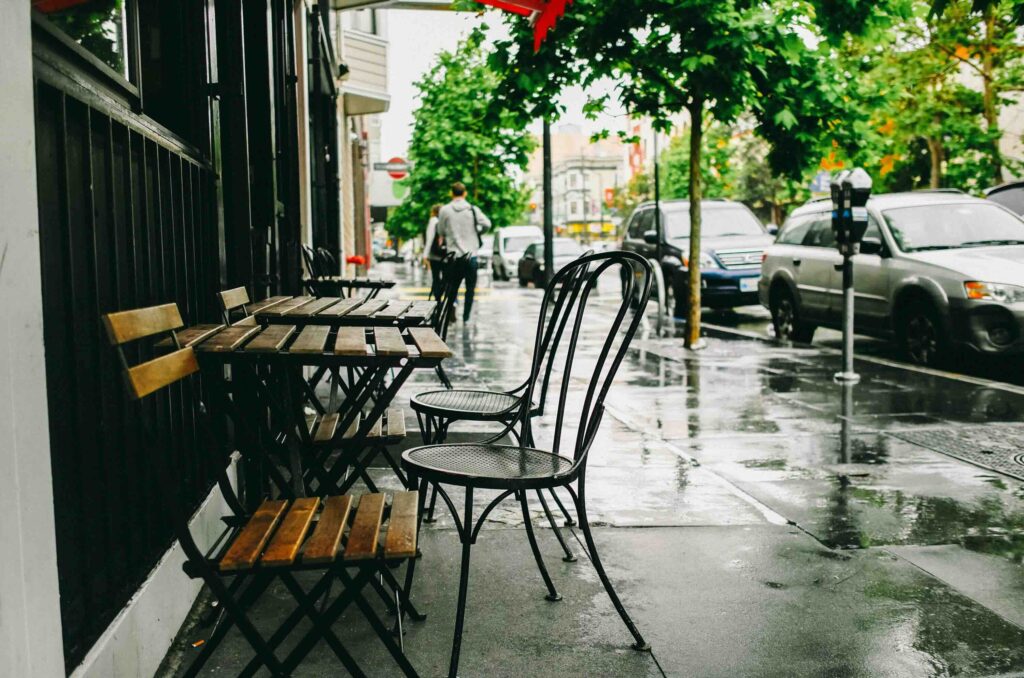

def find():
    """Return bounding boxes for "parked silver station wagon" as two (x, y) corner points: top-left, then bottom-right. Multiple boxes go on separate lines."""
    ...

(759, 191), (1024, 366)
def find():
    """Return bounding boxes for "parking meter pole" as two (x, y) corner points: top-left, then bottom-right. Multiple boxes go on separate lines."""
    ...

(542, 119), (554, 284)
(837, 253), (859, 383)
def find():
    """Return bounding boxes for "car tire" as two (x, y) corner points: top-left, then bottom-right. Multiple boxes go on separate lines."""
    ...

(898, 302), (949, 367)
(518, 273), (528, 287)
(533, 269), (547, 290)
(770, 286), (815, 343)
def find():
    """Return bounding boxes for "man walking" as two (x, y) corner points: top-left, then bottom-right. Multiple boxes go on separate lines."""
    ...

(437, 182), (491, 322)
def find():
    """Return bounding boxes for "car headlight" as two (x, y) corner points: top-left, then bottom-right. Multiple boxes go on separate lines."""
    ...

(964, 281), (1024, 303)
(681, 252), (720, 269)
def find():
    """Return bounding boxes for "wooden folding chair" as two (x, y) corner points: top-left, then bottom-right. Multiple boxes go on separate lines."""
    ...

(102, 303), (423, 677)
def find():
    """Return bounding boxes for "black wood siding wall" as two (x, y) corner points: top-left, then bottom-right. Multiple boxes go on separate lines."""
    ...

(33, 77), (221, 671)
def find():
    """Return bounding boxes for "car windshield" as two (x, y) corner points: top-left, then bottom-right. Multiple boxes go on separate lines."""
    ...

(504, 236), (540, 252)
(881, 203), (1024, 252)
(664, 206), (763, 239)
(554, 239), (583, 256)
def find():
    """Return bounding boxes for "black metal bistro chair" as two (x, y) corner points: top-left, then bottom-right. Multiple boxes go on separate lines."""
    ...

(409, 257), (586, 562)
(102, 303), (423, 677)
(401, 251), (654, 678)
(427, 253), (465, 389)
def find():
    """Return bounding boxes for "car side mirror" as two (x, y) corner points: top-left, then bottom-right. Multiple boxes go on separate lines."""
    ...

(859, 237), (885, 256)
(643, 230), (659, 245)
(767, 224), (779, 236)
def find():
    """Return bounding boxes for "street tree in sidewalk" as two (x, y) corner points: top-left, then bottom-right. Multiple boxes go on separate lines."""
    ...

(389, 30), (535, 242)
(489, 0), (845, 348)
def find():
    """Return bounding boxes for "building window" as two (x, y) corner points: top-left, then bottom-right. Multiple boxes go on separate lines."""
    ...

(569, 172), (578, 188)
(570, 201), (579, 216)
(33, 0), (130, 77)
(347, 9), (378, 35)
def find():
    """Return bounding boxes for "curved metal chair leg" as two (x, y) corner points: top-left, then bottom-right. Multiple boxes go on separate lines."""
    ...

(535, 489), (576, 562)
(423, 484), (440, 524)
(519, 491), (562, 601)
(449, 488), (474, 678)
(549, 488), (576, 526)
(573, 488), (649, 651)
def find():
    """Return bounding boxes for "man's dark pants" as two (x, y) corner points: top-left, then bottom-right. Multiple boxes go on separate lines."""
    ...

(453, 256), (478, 321)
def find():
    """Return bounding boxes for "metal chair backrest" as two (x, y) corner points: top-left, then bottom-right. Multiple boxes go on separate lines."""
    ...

(301, 245), (321, 280)
(316, 247), (338, 276)
(217, 286), (251, 325)
(430, 253), (464, 341)
(520, 251), (652, 468)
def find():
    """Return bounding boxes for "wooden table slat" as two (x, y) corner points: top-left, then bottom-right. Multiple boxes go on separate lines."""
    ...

(244, 295), (291, 315)
(303, 496), (352, 564)
(261, 498), (320, 567)
(155, 323), (225, 349)
(316, 297), (363, 317)
(344, 494), (385, 561)
(384, 492), (418, 559)
(407, 327), (452, 359)
(196, 325), (263, 352)
(346, 299), (388, 317)
(220, 500), (288, 571)
(286, 297), (341, 317)
(243, 325), (296, 353)
(290, 326), (330, 354)
(373, 327), (408, 357)
(385, 406), (406, 438)
(402, 301), (436, 320)
(313, 413), (339, 442)
(260, 296), (315, 317)
(374, 300), (412, 321)
(334, 326), (369, 356)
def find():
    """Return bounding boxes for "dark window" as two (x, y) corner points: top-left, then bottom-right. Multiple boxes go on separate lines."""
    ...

(778, 215), (813, 245)
(803, 218), (836, 248)
(33, 0), (130, 77)
(628, 209), (652, 239)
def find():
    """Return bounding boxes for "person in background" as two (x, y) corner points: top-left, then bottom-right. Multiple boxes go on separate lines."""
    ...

(423, 204), (445, 299)
(437, 182), (491, 322)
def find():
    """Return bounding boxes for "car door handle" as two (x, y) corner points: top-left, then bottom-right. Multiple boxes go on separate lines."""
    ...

(792, 258), (801, 266)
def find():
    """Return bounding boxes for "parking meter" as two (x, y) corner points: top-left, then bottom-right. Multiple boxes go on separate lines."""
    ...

(843, 168), (873, 250)
(830, 170), (850, 248)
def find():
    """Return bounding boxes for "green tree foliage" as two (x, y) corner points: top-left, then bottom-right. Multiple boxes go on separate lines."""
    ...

(388, 32), (535, 241)
(489, 0), (846, 346)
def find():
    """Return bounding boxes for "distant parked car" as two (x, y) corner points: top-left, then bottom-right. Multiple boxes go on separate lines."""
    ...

(619, 199), (774, 316)
(517, 238), (584, 287)
(760, 190), (1024, 366)
(476, 233), (494, 276)
(492, 225), (543, 280)
(986, 181), (1024, 216)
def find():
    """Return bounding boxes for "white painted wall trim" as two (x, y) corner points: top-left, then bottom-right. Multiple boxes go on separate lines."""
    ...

(0, 3), (66, 677)
(70, 457), (240, 678)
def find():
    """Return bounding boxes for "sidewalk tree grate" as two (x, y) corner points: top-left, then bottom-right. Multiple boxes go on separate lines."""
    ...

(892, 425), (1024, 482)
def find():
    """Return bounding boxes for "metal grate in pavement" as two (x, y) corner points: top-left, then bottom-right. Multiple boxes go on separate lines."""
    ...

(892, 424), (1024, 482)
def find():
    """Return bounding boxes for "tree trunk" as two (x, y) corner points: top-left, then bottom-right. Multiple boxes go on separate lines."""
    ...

(685, 97), (704, 349)
(926, 132), (944, 189)
(982, 8), (1003, 183)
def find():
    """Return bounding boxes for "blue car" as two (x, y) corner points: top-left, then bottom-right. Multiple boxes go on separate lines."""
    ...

(619, 199), (775, 317)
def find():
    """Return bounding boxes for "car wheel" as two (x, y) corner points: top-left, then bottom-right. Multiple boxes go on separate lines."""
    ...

(899, 303), (949, 367)
(533, 268), (547, 289)
(518, 273), (528, 287)
(770, 286), (815, 343)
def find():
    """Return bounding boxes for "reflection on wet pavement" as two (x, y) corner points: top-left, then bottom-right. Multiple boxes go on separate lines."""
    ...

(380, 263), (1024, 675)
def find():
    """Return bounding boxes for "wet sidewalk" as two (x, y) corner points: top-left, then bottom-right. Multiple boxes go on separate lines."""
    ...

(164, 267), (1024, 677)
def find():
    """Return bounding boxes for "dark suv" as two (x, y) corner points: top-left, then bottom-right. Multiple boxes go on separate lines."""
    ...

(619, 199), (774, 316)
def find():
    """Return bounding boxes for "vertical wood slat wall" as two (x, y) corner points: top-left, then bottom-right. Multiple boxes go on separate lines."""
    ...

(33, 79), (220, 671)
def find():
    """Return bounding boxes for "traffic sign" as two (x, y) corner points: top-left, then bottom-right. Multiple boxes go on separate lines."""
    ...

(373, 157), (411, 180)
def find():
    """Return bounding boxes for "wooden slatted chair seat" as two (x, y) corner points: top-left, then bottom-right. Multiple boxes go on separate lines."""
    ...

(218, 492), (418, 572)
(306, 406), (407, 445)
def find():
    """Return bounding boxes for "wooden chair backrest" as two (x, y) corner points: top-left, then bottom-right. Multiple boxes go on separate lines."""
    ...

(218, 286), (250, 314)
(102, 303), (199, 399)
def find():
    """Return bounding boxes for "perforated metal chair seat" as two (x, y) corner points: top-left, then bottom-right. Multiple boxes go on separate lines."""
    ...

(410, 389), (533, 420)
(402, 443), (576, 490)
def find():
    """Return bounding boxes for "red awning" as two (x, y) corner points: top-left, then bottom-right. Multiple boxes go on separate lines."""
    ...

(477, 0), (572, 51)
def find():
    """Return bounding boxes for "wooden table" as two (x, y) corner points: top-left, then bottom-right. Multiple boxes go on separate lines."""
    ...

(303, 276), (396, 299)
(255, 295), (437, 328)
(190, 322), (450, 502)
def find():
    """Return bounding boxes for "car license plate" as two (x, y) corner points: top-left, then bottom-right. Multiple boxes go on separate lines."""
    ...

(739, 277), (758, 293)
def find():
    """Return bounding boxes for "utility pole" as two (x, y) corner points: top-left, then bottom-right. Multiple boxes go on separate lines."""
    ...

(543, 119), (554, 284)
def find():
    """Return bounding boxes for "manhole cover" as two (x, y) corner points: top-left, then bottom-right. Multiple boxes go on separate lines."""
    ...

(893, 424), (1024, 482)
